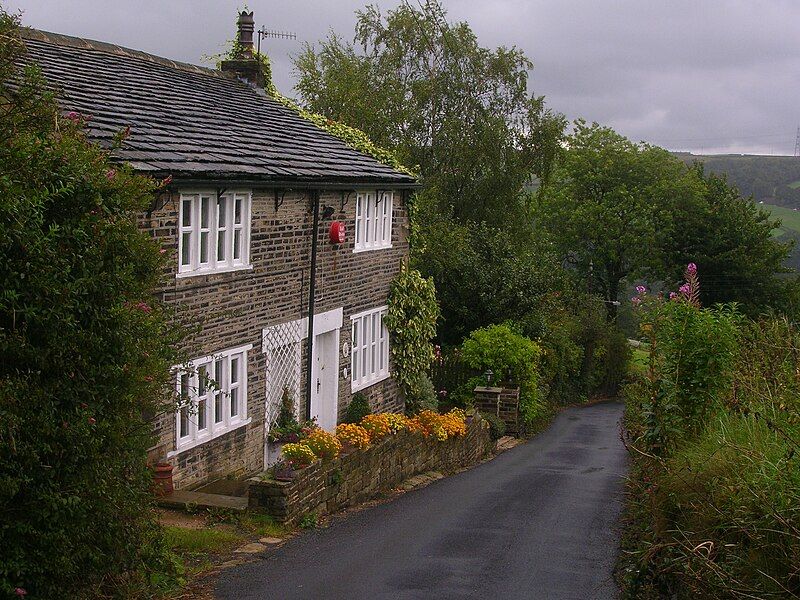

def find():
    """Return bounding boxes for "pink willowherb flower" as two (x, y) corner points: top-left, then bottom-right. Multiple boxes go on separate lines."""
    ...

(15, 588), (26, 597)
(687, 262), (697, 275)
(669, 292), (678, 300)
(105, 169), (116, 180)
(88, 417), (96, 425)
(635, 285), (646, 294)
(631, 296), (642, 306)
(66, 111), (80, 121)
(679, 283), (690, 295)
(136, 301), (152, 313)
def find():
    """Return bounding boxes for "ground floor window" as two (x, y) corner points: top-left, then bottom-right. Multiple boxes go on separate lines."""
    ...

(172, 343), (252, 454)
(351, 306), (389, 391)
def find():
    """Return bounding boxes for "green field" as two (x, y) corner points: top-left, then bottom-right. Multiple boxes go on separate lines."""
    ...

(762, 203), (800, 236)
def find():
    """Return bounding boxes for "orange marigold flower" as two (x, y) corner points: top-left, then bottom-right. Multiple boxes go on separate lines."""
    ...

(360, 414), (392, 440)
(335, 423), (371, 450)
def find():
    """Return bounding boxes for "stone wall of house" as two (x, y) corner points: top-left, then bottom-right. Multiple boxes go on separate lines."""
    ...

(142, 188), (410, 489)
(248, 417), (492, 523)
(474, 386), (521, 436)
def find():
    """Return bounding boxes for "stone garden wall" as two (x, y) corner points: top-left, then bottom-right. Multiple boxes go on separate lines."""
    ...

(248, 417), (492, 523)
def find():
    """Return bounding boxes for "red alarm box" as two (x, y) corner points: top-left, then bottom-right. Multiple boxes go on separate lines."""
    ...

(329, 221), (346, 244)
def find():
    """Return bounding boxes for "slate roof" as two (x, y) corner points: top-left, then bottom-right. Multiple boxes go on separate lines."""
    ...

(19, 29), (415, 185)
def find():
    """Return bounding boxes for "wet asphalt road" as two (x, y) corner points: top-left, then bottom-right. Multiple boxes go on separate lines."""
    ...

(216, 401), (628, 600)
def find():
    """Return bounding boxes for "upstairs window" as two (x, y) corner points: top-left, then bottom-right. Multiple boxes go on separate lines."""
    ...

(173, 344), (251, 454)
(354, 191), (393, 252)
(351, 306), (390, 391)
(178, 191), (251, 276)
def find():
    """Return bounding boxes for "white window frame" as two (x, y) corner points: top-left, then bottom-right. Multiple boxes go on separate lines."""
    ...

(351, 306), (390, 391)
(169, 343), (253, 456)
(354, 190), (393, 252)
(177, 190), (252, 277)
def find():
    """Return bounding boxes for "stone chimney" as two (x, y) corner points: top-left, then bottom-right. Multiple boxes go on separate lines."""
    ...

(221, 11), (264, 86)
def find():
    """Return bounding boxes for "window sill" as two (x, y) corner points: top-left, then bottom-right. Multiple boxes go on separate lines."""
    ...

(176, 264), (253, 279)
(351, 372), (391, 393)
(167, 417), (251, 457)
(352, 244), (393, 254)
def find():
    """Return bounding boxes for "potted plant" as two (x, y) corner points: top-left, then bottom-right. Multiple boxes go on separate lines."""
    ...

(152, 462), (174, 496)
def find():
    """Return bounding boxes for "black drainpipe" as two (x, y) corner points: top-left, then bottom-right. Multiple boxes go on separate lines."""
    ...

(304, 190), (321, 421)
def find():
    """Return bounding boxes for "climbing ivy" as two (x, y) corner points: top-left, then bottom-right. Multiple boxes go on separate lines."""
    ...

(385, 263), (440, 393)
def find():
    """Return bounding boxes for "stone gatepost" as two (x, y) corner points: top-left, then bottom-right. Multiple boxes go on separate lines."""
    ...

(474, 386), (521, 436)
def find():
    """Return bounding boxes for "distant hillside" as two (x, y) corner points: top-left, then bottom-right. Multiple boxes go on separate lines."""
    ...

(674, 153), (800, 208)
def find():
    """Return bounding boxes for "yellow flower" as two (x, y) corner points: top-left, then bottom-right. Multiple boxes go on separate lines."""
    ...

(335, 423), (371, 450)
(303, 428), (341, 461)
(281, 442), (316, 468)
(361, 414), (392, 440)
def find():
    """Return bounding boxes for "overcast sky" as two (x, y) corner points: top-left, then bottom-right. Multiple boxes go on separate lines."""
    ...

(6, 0), (798, 155)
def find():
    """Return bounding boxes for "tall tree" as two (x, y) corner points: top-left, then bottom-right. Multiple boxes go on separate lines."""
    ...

(538, 121), (702, 320)
(539, 121), (794, 319)
(293, 0), (564, 226)
(668, 166), (791, 311)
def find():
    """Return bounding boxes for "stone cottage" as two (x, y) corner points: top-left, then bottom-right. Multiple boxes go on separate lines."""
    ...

(20, 13), (417, 489)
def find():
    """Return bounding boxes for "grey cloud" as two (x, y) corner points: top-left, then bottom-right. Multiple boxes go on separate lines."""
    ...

(6, 0), (799, 154)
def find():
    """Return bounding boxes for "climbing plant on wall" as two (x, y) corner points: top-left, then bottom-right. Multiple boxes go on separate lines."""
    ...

(385, 263), (440, 393)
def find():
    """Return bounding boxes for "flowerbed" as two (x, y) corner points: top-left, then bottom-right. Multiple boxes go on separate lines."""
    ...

(249, 412), (491, 523)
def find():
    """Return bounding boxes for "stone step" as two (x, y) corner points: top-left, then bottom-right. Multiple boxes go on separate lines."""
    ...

(157, 489), (248, 512)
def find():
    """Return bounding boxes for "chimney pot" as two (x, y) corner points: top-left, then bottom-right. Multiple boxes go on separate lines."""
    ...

(236, 11), (255, 58)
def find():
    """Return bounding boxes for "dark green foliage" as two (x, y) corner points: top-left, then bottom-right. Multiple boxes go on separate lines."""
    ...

(343, 393), (371, 424)
(538, 121), (702, 321)
(0, 11), (181, 598)
(539, 122), (793, 319)
(667, 166), (792, 313)
(404, 373), (438, 415)
(275, 387), (298, 429)
(413, 201), (569, 345)
(675, 152), (800, 208)
(622, 316), (800, 598)
(385, 263), (440, 393)
(480, 412), (506, 441)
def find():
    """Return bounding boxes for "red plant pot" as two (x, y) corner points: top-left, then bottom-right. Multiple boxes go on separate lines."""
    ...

(153, 462), (174, 496)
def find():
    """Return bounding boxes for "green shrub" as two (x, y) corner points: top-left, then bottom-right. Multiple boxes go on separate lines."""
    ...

(343, 392), (371, 424)
(461, 323), (544, 424)
(0, 11), (182, 598)
(621, 308), (799, 597)
(480, 412), (506, 440)
(404, 372), (438, 414)
(385, 262), (440, 396)
(635, 298), (740, 453)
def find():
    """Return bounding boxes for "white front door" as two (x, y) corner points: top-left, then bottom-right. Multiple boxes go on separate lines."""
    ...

(310, 327), (339, 431)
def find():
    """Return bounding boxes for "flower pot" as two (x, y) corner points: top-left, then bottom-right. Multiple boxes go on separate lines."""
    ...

(153, 462), (174, 496)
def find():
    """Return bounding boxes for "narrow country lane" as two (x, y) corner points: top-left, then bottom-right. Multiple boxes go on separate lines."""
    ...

(216, 401), (628, 600)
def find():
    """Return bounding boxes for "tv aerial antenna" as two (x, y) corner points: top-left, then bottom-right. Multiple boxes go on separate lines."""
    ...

(257, 26), (297, 56)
